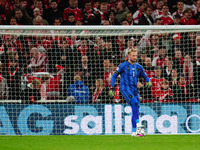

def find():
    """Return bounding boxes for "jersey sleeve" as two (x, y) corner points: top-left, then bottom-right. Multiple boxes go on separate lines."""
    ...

(139, 65), (151, 83)
(110, 63), (124, 87)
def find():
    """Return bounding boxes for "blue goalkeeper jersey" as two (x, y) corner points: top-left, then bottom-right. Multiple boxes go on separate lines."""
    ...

(111, 61), (150, 92)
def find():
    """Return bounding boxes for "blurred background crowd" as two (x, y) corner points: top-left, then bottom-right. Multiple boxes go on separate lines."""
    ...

(0, 0), (200, 104)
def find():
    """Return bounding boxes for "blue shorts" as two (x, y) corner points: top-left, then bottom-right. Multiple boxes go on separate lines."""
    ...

(121, 89), (140, 107)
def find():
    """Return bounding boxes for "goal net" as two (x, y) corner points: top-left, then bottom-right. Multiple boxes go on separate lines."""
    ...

(0, 25), (199, 135)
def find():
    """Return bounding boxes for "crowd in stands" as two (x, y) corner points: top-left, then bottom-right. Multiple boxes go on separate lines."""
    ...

(0, 0), (200, 103)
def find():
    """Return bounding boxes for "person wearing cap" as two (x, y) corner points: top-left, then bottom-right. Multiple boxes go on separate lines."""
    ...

(173, 73), (195, 101)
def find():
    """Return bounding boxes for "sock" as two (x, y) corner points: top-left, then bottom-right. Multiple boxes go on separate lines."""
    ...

(132, 127), (136, 132)
(135, 119), (139, 124)
(137, 123), (141, 127)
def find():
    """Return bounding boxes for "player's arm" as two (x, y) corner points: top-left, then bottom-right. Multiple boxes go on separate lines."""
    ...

(140, 66), (152, 88)
(109, 64), (123, 98)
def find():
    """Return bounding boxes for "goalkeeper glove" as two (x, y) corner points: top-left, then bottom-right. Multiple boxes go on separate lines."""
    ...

(108, 87), (116, 98)
(145, 82), (152, 88)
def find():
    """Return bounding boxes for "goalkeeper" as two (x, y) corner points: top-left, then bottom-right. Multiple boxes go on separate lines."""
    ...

(109, 48), (152, 137)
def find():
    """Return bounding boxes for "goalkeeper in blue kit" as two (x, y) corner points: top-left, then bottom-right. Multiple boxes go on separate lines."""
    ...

(109, 48), (152, 137)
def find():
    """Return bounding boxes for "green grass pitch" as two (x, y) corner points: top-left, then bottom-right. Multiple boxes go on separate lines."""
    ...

(0, 135), (199, 150)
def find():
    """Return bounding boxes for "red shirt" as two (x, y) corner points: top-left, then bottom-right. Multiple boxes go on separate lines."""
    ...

(180, 18), (198, 25)
(151, 77), (165, 98)
(156, 57), (165, 69)
(63, 7), (83, 21)
(145, 69), (155, 79)
(159, 15), (174, 25)
(156, 88), (173, 102)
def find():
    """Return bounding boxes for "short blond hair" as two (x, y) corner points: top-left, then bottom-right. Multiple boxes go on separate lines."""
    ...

(161, 79), (169, 85)
(96, 79), (104, 87)
(128, 48), (137, 55)
(74, 75), (81, 81)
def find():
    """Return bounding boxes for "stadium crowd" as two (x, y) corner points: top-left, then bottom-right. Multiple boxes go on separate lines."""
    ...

(0, 0), (200, 103)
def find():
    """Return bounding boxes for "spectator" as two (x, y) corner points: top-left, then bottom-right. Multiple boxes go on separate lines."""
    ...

(14, 8), (31, 25)
(170, 68), (179, 88)
(193, 48), (200, 98)
(82, 0), (101, 25)
(103, 59), (111, 87)
(102, 20), (110, 25)
(107, 0), (119, 13)
(100, 2), (109, 24)
(126, 12), (136, 25)
(0, 0), (12, 16)
(32, 0), (44, 15)
(152, 46), (166, 69)
(121, 19), (129, 25)
(185, 31), (196, 58)
(43, 0), (62, 25)
(144, 57), (155, 79)
(158, 4), (174, 25)
(27, 47), (47, 73)
(65, 12), (76, 25)
(4, 55), (22, 100)
(137, 51), (147, 67)
(78, 55), (95, 90)
(109, 10), (119, 25)
(133, 1), (147, 24)
(153, 0), (165, 19)
(104, 39), (120, 61)
(67, 75), (91, 103)
(115, 1), (129, 24)
(123, 37), (136, 61)
(21, 79), (41, 104)
(180, 8), (198, 25)
(75, 18), (83, 25)
(173, 73), (195, 101)
(63, 0), (82, 22)
(9, 17), (17, 25)
(40, 74), (50, 100)
(160, 32), (172, 52)
(0, 63), (8, 100)
(172, 0), (185, 18)
(93, 0), (101, 12)
(92, 78), (109, 103)
(147, 34), (160, 58)
(170, 14), (184, 25)
(173, 49), (184, 74)
(171, 33), (184, 57)
(32, 8), (49, 25)
(155, 79), (173, 102)
(138, 5), (154, 25)
(150, 66), (165, 99)
(53, 18), (61, 25)
(162, 56), (173, 80)
(154, 18), (163, 25)
(183, 54), (193, 86)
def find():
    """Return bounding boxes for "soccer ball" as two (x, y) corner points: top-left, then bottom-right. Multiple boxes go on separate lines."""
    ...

(136, 128), (146, 136)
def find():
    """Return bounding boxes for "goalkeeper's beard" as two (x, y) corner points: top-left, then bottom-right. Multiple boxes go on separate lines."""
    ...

(129, 59), (136, 64)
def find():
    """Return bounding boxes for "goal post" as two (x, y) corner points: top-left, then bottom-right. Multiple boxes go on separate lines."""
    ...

(0, 25), (200, 135)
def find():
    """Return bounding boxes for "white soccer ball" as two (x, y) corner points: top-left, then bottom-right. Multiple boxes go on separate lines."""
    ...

(138, 128), (146, 136)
